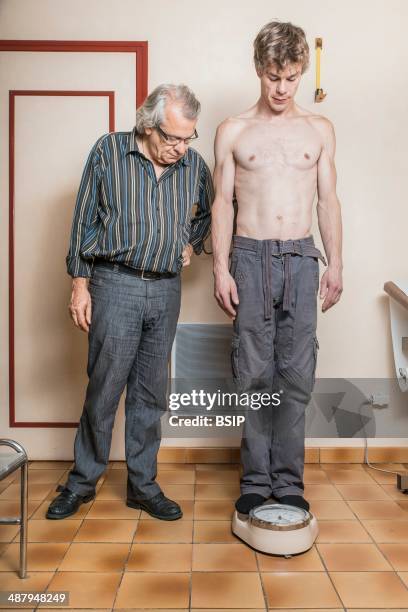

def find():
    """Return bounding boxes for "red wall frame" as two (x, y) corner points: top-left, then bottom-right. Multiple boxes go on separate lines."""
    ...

(1, 40), (148, 428)
(0, 41), (148, 107)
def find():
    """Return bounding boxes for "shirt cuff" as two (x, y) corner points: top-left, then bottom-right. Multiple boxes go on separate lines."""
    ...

(66, 255), (93, 278)
(189, 236), (205, 255)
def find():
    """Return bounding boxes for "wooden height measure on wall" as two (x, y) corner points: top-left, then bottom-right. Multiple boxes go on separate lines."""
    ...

(315, 37), (327, 102)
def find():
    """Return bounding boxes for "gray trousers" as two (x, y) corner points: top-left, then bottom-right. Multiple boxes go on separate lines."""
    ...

(65, 261), (181, 500)
(230, 235), (326, 498)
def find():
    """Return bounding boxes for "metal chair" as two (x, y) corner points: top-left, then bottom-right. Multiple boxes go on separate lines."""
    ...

(0, 439), (28, 578)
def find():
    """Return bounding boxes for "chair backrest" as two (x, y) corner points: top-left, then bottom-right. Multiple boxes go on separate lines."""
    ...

(0, 439), (27, 481)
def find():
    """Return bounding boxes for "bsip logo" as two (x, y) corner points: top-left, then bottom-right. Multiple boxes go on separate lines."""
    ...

(167, 414), (246, 427)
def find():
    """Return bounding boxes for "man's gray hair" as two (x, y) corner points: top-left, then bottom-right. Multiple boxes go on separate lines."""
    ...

(135, 84), (201, 134)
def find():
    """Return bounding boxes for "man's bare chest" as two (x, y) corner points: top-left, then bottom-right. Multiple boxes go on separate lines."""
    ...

(234, 125), (321, 173)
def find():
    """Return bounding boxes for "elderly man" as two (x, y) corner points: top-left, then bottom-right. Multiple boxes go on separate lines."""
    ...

(212, 21), (343, 514)
(47, 84), (213, 521)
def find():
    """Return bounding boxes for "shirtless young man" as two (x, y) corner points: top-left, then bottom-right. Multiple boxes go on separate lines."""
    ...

(212, 21), (343, 514)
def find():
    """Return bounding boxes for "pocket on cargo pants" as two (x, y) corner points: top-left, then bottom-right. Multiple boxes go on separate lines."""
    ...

(312, 336), (319, 389)
(231, 333), (240, 379)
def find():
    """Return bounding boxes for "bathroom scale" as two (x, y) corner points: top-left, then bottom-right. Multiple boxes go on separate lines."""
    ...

(232, 503), (319, 555)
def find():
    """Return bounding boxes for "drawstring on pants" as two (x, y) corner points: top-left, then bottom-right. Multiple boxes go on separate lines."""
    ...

(262, 241), (272, 320)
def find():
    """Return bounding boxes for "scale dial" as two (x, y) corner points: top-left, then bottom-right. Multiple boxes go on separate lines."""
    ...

(249, 504), (311, 531)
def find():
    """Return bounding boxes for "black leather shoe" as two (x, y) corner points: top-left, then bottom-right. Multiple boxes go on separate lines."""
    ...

(126, 491), (182, 520)
(46, 487), (95, 520)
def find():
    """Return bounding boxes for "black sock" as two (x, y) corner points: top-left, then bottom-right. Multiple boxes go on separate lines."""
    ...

(235, 493), (268, 514)
(275, 495), (310, 511)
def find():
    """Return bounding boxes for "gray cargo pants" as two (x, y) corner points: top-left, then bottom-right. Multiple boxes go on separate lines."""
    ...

(64, 261), (181, 500)
(230, 235), (326, 498)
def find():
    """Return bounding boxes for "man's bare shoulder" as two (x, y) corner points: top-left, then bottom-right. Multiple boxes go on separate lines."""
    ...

(304, 110), (335, 138)
(216, 114), (252, 137)
(293, 107), (335, 150)
(215, 115), (253, 154)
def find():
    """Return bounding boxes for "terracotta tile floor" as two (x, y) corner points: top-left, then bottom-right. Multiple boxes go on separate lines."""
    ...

(0, 461), (408, 610)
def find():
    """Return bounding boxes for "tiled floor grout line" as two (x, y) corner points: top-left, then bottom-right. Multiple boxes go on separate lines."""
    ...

(33, 470), (94, 612)
(254, 547), (270, 612)
(32, 568), (58, 611)
(394, 569), (408, 595)
(26, 474), (70, 612)
(329, 470), (384, 550)
(110, 518), (138, 611)
(366, 478), (408, 592)
(313, 537), (347, 611)
(320, 467), (408, 600)
(189, 468), (197, 611)
(338, 481), (408, 577)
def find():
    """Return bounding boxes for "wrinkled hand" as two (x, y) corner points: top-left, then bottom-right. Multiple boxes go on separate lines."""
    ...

(214, 270), (239, 319)
(320, 266), (343, 312)
(182, 243), (194, 267)
(68, 280), (92, 332)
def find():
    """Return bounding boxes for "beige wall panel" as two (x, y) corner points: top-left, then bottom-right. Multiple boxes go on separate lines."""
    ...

(13, 95), (110, 422)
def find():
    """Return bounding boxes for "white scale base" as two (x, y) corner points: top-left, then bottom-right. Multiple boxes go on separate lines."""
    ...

(232, 508), (319, 556)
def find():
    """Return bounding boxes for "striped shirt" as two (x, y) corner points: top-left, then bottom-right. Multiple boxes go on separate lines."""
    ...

(66, 127), (213, 277)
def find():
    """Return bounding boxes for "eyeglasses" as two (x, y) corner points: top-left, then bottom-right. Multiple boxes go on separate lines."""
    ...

(155, 125), (198, 146)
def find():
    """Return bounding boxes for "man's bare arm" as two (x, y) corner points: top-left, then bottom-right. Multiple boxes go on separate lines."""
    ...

(212, 120), (239, 318)
(315, 118), (343, 312)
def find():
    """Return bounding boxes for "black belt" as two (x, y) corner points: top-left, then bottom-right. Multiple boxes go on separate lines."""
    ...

(93, 258), (177, 280)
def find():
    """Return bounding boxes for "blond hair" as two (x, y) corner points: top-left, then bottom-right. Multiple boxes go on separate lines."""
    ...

(254, 21), (309, 74)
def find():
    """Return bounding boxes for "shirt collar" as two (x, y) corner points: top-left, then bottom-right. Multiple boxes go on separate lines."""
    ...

(125, 127), (191, 166)
(125, 127), (140, 156)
